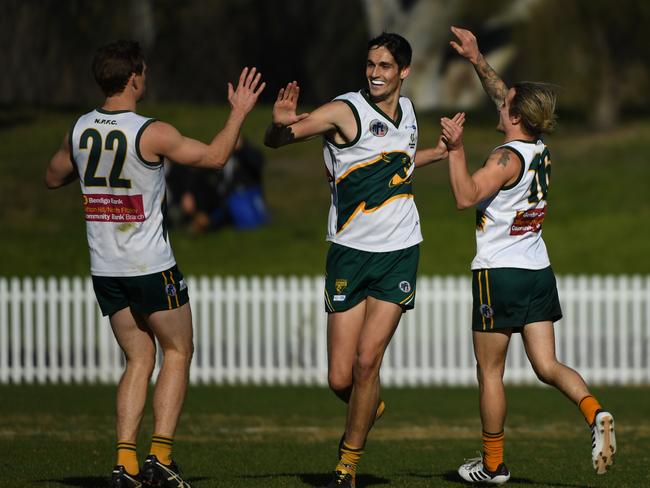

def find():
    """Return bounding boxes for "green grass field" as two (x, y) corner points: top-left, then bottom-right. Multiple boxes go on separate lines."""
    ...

(1, 385), (649, 487)
(1, 105), (649, 276)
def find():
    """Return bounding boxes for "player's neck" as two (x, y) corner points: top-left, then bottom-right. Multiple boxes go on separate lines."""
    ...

(503, 127), (535, 143)
(101, 92), (137, 113)
(372, 91), (400, 122)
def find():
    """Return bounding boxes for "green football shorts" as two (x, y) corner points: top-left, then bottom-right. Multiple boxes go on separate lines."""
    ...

(472, 266), (562, 332)
(92, 264), (189, 317)
(324, 243), (419, 313)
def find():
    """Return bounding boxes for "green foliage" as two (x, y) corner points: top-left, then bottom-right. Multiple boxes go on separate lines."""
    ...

(1, 105), (649, 277)
(1, 385), (648, 486)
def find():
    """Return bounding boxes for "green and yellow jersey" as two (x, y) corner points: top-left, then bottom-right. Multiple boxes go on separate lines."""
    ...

(323, 90), (422, 252)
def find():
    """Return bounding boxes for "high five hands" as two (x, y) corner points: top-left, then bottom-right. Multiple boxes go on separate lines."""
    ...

(272, 81), (311, 126)
(228, 67), (266, 115)
(441, 112), (466, 151)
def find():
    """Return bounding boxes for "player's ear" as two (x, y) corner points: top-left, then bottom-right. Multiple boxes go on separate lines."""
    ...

(129, 72), (138, 92)
(399, 65), (411, 80)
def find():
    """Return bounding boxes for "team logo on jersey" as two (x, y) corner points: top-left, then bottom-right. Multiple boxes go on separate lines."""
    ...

(369, 119), (389, 137)
(335, 279), (348, 293)
(409, 131), (416, 149)
(389, 155), (413, 187)
(399, 281), (411, 293)
(165, 284), (177, 297)
(479, 304), (494, 318)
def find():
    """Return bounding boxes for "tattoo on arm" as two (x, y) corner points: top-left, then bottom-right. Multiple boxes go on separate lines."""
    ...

(475, 53), (508, 108)
(496, 150), (510, 167)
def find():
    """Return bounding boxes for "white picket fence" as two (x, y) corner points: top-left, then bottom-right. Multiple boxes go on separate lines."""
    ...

(0, 275), (649, 386)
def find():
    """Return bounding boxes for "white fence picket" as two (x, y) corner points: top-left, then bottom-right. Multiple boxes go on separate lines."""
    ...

(0, 279), (8, 383)
(35, 278), (47, 384)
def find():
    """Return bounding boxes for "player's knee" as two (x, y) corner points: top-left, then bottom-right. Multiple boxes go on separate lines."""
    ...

(163, 342), (194, 365)
(476, 362), (505, 383)
(125, 351), (156, 376)
(353, 353), (381, 382)
(532, 360), (558, 385)
(328, 372), (352, 395)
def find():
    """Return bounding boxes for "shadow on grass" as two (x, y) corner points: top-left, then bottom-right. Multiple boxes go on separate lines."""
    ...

(240, 472), (390, 486)
(38, 476), (209, 487)
(429, 470), (594, 488)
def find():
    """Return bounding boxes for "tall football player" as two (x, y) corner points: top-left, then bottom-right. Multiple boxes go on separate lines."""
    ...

(46, 40), (264, 487)
(265, 33), (461, 487)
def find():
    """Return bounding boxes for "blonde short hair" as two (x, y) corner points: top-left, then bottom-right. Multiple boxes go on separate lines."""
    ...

(510, 82), (557, 136)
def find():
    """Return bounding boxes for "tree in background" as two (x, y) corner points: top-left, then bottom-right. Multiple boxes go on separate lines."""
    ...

(1, 0), (648, 124)
(362, 0), (533, 110)
(151, 0), (368, 105)
(513, 0), (650, 130)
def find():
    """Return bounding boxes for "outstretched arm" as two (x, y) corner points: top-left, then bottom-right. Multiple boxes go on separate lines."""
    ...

(441, 115), (519, 209)
(264, 81), (311, 147)
(142, 67), (266, 169)
(415, 112), (465, 168)
(45, 134), (78, 189)
(450, 26), (508, 109)
(264, 82), (356, 148)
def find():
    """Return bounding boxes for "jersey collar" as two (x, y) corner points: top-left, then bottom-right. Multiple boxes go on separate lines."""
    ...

(96, 108), (132, 115)
(361, 89), (403, 129)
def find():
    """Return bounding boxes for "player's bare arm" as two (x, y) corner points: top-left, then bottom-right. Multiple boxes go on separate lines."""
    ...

(450, 26), (508, 109)
(142, 67), (265, 168)
(442, 116), (519, 209)
(415, 112), (466, 168)
(45, 134), (78, 189)
(264, 82), (356, 148)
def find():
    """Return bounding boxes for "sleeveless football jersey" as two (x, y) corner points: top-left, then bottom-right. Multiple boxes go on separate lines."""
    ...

(70, 109), (176, 277)
(323, 90), (422, 252)
(472, 139), (552, 270)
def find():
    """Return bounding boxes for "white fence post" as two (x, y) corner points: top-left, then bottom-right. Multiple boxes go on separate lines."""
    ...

(0, 278), (8, 383)
(23, 277), (34, 383)
(35, 277), (47, 384)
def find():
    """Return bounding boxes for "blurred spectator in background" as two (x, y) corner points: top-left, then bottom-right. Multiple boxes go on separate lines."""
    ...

(167, 135), (268, 233)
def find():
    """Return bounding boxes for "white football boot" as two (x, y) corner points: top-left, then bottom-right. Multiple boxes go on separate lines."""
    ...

(458, 457), (510, 484)
(591, 411), (616, 474)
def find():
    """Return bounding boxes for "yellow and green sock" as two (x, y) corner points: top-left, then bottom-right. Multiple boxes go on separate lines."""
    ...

(116, 441), (139, 475)
(150, 434), (174, 465)
(337, 440), (364, 478)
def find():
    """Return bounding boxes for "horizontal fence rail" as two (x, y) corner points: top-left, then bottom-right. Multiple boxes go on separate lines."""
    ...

(0, 275), (649, 386)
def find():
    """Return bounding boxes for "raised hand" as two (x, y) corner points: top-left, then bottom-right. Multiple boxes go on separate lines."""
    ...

(272, 81), (310, 126)
(228, 67), (266, 116)
(450, 26), (480, 64)
(441, 112), (466, 150)
(438, 112), (465, 152)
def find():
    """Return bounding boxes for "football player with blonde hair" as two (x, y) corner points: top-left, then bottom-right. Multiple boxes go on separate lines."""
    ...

(441, 26), (616, 485)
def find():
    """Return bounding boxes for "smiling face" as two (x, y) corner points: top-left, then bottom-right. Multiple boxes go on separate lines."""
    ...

(366, 46), (409, 102)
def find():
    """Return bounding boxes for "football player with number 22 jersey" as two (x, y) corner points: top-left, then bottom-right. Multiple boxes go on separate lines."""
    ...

(46, 40), (265, 488)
